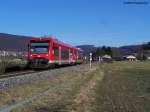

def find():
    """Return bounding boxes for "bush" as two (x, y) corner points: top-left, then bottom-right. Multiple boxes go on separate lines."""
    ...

(0, 59), (27, 74)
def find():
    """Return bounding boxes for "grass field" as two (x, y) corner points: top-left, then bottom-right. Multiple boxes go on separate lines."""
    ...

(93, 61), (150, 112)
(0, 62), (150, 112)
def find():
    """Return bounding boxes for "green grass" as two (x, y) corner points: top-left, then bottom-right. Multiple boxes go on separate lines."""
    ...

(93, 61), (150, 112)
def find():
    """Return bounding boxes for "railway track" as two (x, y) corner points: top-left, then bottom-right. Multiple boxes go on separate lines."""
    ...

(0, 65), (73, 79)
(0, 70), (37, 79)
(0, 64), (82, 80)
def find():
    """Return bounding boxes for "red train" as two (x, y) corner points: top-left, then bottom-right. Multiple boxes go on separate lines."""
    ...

(28, 37), (84, 68)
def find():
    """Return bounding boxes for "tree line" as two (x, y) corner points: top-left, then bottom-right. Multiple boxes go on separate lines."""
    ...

(92, 46), (112, 57)
(91, 42), (150, 60)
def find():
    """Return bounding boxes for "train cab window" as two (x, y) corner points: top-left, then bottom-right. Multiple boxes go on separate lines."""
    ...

(30, 40), (50, 54)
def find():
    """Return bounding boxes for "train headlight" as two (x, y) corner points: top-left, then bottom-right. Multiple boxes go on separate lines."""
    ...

(46, 54), (48, 56)
(30, 54), (32, 57)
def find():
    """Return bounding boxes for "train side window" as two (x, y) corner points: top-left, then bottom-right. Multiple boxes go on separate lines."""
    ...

(62, 50), (69, 58)
(52, 42), (58, 56)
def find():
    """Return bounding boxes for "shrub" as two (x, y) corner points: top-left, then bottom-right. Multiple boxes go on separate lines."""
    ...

(0, 59), (27, 74)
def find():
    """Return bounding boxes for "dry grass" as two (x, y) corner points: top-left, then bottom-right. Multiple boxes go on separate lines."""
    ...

(0, 72), (78, 107)
(12, 67), (99, 112)
(68, 67), (104, 112)
(92, 61), (150, 112)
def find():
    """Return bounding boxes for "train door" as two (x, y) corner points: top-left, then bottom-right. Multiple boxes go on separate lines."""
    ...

(59, 45), (61, 65)
(53, 43), (59, 61)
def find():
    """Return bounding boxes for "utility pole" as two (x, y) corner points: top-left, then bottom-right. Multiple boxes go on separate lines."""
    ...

(99, 56), (101, 63)
(90, 53), (92, 69)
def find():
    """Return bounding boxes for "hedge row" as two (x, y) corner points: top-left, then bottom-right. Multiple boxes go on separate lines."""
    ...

(0, 59), (27, 73)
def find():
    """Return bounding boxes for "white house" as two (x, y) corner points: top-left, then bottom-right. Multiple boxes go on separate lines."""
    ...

(102, 55), (112, 59)
(126, 55), (137, 61)
(147, 57), (150, 60)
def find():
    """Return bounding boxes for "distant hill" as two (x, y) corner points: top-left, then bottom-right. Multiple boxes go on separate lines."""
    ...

(76, 45), (95, 56)
(119, 45), (142, 55)
(77, 44), (143, 56)
(0, 33), (31, 51)
(0, 33), (148, 56)
(0, 33), (95, 54)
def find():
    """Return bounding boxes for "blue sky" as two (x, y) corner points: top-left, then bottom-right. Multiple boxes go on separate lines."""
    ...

(0, 0), (149, 46)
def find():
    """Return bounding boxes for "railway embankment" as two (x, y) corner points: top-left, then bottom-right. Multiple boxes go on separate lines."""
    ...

(0, 63), (100, 112)
(0, 64), (90, 90)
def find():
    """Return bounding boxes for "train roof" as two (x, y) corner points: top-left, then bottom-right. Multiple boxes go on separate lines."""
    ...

(30, 37), (83, 51)
(30, 37), (52, 41)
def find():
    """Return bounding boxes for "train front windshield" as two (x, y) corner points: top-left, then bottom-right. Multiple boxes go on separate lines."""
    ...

(30, 40), (50, 54)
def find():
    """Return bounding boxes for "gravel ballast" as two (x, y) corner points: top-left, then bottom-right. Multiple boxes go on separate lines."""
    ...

(0, 64), (90, 90)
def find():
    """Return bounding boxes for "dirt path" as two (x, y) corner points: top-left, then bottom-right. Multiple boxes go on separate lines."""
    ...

(68, 68), (104, 112)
